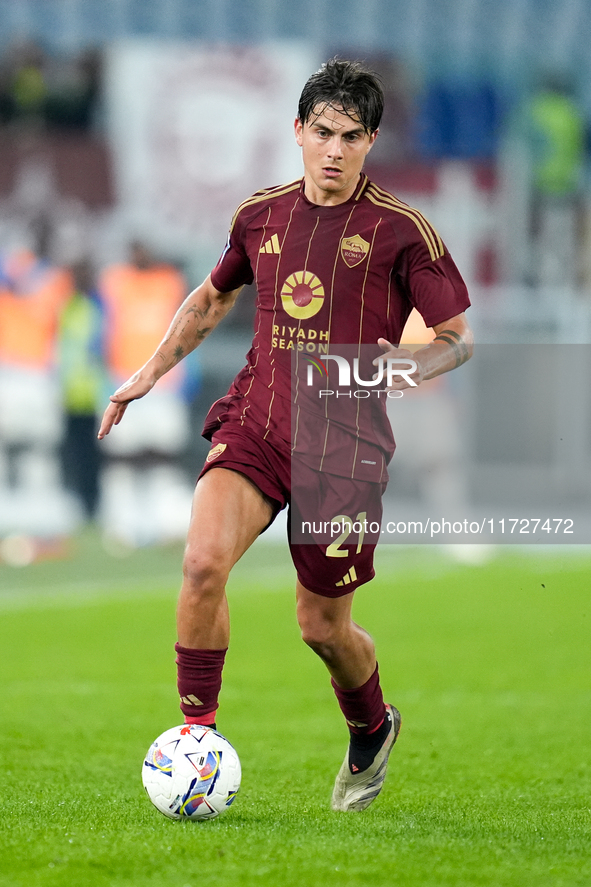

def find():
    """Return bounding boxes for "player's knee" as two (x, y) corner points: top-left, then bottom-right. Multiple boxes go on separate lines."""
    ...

(182, 545), (229, 596)
(298, 610), (340, 653)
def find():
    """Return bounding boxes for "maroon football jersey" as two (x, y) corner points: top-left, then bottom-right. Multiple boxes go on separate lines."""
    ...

(205, 174), (470, 481)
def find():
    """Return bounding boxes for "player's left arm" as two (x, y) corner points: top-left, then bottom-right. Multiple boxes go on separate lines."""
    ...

(377, 311), (473, 390)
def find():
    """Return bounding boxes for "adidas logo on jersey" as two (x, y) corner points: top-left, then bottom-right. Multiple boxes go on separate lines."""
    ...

(259, 234), (281, 254)
(335, 565), (358, 587)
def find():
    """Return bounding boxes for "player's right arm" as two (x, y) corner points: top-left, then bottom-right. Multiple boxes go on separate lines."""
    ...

(97, 275), (242, 439)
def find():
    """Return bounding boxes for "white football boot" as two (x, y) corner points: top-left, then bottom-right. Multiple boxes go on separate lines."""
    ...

(331, 703), (401, 812)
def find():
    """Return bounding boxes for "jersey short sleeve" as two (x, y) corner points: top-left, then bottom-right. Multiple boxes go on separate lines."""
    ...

(363, 180), (470, 333)
(405, 240), (470, 329)
(210, 210), (254, 293)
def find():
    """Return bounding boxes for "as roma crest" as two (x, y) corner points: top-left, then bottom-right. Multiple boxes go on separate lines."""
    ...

(340, 234), (370, 268)
(206, 442), (227, 463)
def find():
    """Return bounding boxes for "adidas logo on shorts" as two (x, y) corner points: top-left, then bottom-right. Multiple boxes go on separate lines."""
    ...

(335, 566), (358, 587)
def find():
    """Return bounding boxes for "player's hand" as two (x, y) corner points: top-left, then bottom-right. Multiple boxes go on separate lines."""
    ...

(97, 371), (156, 439)
(374, 338), (425, 390)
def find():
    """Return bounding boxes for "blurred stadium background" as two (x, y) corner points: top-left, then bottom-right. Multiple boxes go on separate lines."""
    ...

(1, 0), (590, 559)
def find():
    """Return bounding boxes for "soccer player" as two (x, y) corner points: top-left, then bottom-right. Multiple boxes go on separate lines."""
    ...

(98, 59), (473, 812)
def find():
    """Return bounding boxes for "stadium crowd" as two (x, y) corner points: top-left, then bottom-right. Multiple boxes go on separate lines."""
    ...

(0, 220), (200, 547)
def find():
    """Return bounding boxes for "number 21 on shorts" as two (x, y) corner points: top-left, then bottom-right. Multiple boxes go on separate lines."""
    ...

(326, 512), (368, 557)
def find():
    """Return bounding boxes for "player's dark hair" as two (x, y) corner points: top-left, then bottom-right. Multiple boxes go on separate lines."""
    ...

(298, 58), (384, 134)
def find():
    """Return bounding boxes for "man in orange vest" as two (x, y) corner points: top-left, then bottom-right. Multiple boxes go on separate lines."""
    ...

(100, 241), (187, 390)
(98, 241), (197, 546)
(0, 216), (72, 372)
(0, 216), (75, 539)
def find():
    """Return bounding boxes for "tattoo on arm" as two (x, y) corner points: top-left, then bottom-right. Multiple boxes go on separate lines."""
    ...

(156, 342), (186, 370)
(172, 311), (214, 346)
(434, 329), (470, 368)
(186, 304), (211, 321)
(156, 292), (232, 371)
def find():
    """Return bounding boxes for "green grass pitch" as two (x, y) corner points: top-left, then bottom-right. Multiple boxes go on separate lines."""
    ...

(0, 534), (589, 886)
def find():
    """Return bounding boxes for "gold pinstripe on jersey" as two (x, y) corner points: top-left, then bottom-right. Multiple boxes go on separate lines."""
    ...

(365, 183), (444, 261)
(367, 181), (443, 251)
(318, 205), (358, 473)
(291, 212), (322, 452)
(229, 180), (302, 233)
(355, 174), (370, 200)
(254, 206), (273, 279)
(262, 190), (302, 437)
(351, 219), (381, 476)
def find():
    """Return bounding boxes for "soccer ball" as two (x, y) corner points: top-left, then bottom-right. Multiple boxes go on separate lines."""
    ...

(142, 724), (241, 821)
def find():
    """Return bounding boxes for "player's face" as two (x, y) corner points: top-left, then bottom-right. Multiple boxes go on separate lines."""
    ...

(294, 104), (377, 206)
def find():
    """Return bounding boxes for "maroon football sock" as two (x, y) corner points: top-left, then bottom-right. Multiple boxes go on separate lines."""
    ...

(175, 644), (227, 724)
(331, 665), (386, 735)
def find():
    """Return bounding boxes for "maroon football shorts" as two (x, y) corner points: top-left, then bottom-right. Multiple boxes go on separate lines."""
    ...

(199, 421), (385, 598)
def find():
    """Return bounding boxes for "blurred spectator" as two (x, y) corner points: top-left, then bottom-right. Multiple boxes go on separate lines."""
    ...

(57, 259), (105, 521)
(522, 73), (587, 287)
(98, 241), (197, 545)
(529, 74), (585, 197)
(0, 216), (76, 538)
(0, 40), (48, 129)
(0, 40), (101, 132)
(0, 215), (72, 371)
(100, 240), (188, 393)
